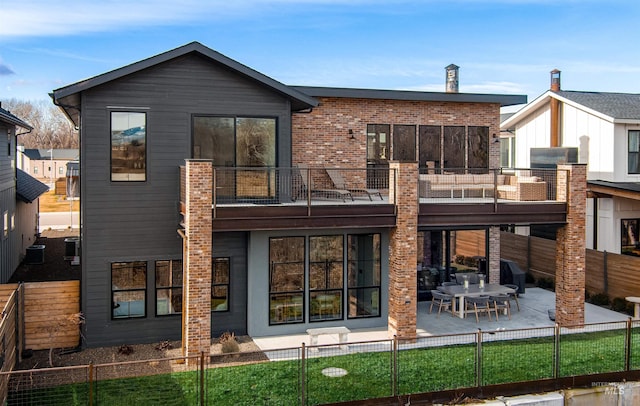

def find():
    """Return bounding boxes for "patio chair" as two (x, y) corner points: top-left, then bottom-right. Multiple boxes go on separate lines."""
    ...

(429, 290), (453, 318)
(465, 295), (493, 323)
(489, 294), (511, 321)
(503, 284), (521, 311)
(325, 168), (383, 201)
(297, 164), (353, 202)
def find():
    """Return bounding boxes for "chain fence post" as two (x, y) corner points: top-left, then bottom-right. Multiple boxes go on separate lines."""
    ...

(554, 323), (560, 379)
(392, 335), (398, 397)
(626, 317), (632, 371)
(476, 329), (482, 388)
(88, 362), (94, 406)
(300, 342), (306, 406)
(200, 351), (205, 406)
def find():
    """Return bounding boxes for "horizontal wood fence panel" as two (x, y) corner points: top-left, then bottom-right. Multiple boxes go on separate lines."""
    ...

(455, 230), (486, 258)
(23, 281), (80, 350)
(500, 232), (640, 300)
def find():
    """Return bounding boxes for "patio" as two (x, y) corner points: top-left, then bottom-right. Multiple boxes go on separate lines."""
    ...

(252, 288), (630, 351)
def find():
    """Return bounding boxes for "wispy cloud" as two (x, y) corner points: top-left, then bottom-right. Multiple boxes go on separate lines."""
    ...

(0, 63), (15, 75)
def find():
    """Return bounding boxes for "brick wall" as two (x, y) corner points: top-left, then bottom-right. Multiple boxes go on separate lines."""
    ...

(183, 160), (213, 360)
(292, 97), (501, 169)
(388, 161), (418, 339)
(488, 226), (501, 284)
(555, 164), (587, 326)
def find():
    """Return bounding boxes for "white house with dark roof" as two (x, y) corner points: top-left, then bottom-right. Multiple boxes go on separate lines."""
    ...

(501, 70), (640, 254)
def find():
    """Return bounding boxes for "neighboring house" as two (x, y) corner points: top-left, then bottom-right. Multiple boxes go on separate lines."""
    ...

(51, 42), (584, 352)
(0, 105), (48, 283)
(501, 70), (640, 254)
(19, 148), (79, 184)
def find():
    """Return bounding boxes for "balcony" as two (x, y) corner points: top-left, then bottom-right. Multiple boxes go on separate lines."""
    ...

(179, 165), (569, 231)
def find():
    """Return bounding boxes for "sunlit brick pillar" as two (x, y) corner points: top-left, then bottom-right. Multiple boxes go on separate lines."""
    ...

(555, 164), (587, 326)
(388, 161), (418, 339)
(183, 160), (213, 361)
(488, 226), (500, 284)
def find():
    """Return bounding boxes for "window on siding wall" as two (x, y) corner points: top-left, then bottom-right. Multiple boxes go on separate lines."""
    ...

(111, 112), (146, 181)
(155, 260), (182, 316)
(347, 234), (381, 318)
(309, 235), (343, 322)
(33, 167), (38, 175)
(269, 237), (305, 325)
(10, 213), (15, 231)
(500, 136), (516, 168)
(212, 258), (230, 312)
(629, 130), (640, 174)
(112, 261), (147, 319)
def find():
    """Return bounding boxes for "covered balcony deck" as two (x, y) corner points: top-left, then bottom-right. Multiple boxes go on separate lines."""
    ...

(179, 165), (568, 231)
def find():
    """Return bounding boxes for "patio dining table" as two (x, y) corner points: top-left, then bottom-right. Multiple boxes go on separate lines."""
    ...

(439, 283), (516, 319)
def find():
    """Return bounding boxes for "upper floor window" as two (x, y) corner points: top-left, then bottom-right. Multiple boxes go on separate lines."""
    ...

(2, 211), (7, 238)
(33, 167), (38, 175)
(111, 112), (146, 181)
(629, 130), (640, 174)
(500, 136), (516, 168)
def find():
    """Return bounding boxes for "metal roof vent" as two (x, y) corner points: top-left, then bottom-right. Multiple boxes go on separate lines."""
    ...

(445, 64), (459, 93)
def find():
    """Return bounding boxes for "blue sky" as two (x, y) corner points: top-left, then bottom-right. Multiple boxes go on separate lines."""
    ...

(1, 0), (639, 109)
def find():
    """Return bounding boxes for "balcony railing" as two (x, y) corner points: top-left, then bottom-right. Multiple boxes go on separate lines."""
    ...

(419, 167), (564, 204)
(210, 166), (395, 207)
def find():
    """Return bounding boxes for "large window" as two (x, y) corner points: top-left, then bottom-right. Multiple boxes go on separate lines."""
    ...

(269, 237), (305, 324)
(309, 235), (343, 322)
(112, 261), (147, 319)
(111, 112), (146, 181)
(629, 130), (640, 174)
(212, 258), (230, 312)
(155, 260), (182, 316)
(621, 219), (640, 256)
(347, 234), (381, 318)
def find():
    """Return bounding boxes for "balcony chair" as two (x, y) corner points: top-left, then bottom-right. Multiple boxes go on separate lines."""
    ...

(325, 168), (383, 201)
(489, 294), (511, 321)
(296, 164), (353, 202)
(429, 290), (453, 318)
(465, 295), (493, 323)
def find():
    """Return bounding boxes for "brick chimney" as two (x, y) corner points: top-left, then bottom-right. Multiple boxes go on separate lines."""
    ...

(445, 64), (459, 93)
(550, 69), (561, 147)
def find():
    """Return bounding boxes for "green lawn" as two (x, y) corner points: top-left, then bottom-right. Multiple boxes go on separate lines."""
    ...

(8, 328), (640, 406)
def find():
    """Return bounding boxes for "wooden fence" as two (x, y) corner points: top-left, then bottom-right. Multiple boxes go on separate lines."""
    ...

(500, 232), (640, 300)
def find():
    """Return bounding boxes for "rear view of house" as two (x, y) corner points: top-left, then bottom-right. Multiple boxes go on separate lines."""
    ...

(52, 42), (585, 355)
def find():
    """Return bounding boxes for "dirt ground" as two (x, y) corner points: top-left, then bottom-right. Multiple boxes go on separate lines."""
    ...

(16, 336), (265, 371)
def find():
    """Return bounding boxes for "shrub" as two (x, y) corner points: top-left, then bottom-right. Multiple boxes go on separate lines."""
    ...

(219, 331), (240, 353)
(536, 277), (555, 291)
(525, 272), (535, 284)
(611, 297), (634, 315)
(588, 292), (610, 306)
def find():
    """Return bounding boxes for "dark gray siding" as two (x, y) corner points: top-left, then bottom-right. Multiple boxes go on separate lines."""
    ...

(212, 232), (248, 336)
(0, 123), (18, 282)
(80, 54), (290, 346)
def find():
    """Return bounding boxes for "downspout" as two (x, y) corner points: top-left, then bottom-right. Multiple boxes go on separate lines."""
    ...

(593, 197), (598, 250)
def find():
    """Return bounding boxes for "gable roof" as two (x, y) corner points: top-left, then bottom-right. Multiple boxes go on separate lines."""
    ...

(294, 86), (526, 107)
(52, 42), (319, 126)
(16, 169), (49, 203)
(23, 149), (79, 160)
(502, 90), (640, 129)
(0, 106), (32, 130)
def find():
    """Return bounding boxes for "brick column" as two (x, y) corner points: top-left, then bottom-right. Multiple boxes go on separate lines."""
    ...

(182, 160), (213, 360)
(488, 226), (500, 284)
(555, 164), (587, 326)
(388, 161), (418, 339)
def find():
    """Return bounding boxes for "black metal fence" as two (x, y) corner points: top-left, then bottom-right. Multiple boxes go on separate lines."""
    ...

(2, 319), (639, 405)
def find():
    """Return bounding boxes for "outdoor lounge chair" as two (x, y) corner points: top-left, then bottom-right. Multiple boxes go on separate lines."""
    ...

(296, 164), (353, 202)
(325, 168), (383, 201)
